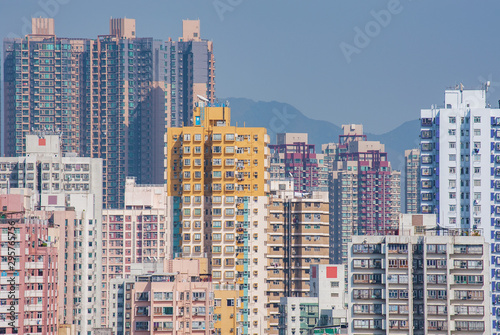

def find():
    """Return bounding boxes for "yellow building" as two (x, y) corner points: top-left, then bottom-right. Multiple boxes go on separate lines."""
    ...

(165, 102), (270, 335)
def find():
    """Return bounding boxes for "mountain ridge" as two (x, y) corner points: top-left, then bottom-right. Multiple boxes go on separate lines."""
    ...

(226, 97), (420, 171)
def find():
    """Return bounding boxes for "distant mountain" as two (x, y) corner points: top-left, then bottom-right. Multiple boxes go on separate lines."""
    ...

(227, 97), (420, 171)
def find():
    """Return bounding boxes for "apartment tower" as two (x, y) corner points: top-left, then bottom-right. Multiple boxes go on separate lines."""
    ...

(322, 124), (401, 264)
(3, 18), (215, 208)
(269, 133), (329, 193)
(404, 149), (420, 213)
(165, 102), (270, 335)
(348, 229), (490, 334)
(266, 179), (330, 333)
(419, 85), (500, 333)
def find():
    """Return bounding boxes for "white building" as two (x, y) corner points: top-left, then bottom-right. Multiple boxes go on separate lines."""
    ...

(420, 85), (500, 332)
(0, 134), (103, 335)
(279, 264), (347, 335)
(348, 224), (491, 334)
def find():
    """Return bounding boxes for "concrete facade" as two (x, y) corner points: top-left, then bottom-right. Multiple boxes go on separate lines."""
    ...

(348, 232), (490, 334)
(165, 102), (270, 335)
(419, 86), (500, 332)
(266, 179), (330, 333)
(322, 125), (401, 265)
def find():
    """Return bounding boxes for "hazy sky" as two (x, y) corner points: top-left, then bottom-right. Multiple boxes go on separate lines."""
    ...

(2, 0), (500, 133)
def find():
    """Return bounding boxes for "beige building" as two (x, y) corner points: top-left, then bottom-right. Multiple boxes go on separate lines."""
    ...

(266, 179), (330, 333)
(348, 215), (490, 334)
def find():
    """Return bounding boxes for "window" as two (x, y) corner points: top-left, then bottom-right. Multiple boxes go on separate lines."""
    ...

(449, 117), (456, 123)
(474, 129), (481, 136)
(473, 116), (481, 123)
(449, 142), (456, 148)
(449, 154), (456, 161)
(473, 180), (481, 187)
(448, 129), (456, 135)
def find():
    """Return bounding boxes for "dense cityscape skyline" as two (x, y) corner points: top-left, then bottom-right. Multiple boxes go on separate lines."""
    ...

(0, 4), (499, 335)
(2, 1), (500, 133)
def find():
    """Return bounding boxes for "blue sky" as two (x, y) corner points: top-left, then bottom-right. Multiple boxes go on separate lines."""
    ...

(1, 0), (499, 133)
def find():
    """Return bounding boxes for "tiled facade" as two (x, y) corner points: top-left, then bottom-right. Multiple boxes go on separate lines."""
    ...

(119, 260), (213, 335)
(0, 134), (103, 335)
(269, 133), (328, 193)
(348, 233), (490, 334)
(278, 264), (347, 335)
(3, 17), (215, 209)
(101, 178), (169, 328)
(404, 149), (420, 214)
(165, 102), (270, 335)
(322, 124), (401, 264)
(419, 87), (500, 332)
(0, 194), (58, 334)
(266, 179), (330, 334)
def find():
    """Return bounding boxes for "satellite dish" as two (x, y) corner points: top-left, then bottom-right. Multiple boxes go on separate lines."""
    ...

(197, 95), (209, 102)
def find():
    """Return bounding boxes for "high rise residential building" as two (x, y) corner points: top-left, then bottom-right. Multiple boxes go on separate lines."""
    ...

(419, 85), (500, 333)
(165, 102), (270, 335)
(348, 224), (491, 335)
(266, 179), (330, 334)
(322, 124), (401, 265)
(404, 149), (420, 213)
(278, 264), (347, 335)
(0, 194), (59, 335)
(3, 18), (87, 156)
(101, 177), (169, 328)
(117, 259), (214, 335)
(0, 134), (103, 335)
(269, 133), (329, 193)
(3, 17), (215, 209)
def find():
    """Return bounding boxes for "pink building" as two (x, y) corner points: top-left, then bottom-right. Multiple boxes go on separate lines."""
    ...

(101, 178), (169, 328)
(0, 194), (58, 334)
(120, 259), (213, 334)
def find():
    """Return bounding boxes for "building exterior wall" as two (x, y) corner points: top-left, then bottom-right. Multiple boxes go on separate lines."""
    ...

(404, 149), (420, 213)
(420, 87), (500, 332)
(0, 194), (58, 335)
(348, 234), (490, 335)
(101, 177), (169, 328)
(119, 259), (213, 335)
(165, 103), (269, 335)
(3, 18), (215, 209)
(0, 134), (103, 335)
(278, 264), (347, 335)
(269, 133), (328, 193)
(266, 179), (330, 334)
(322, 125), (401, 265)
